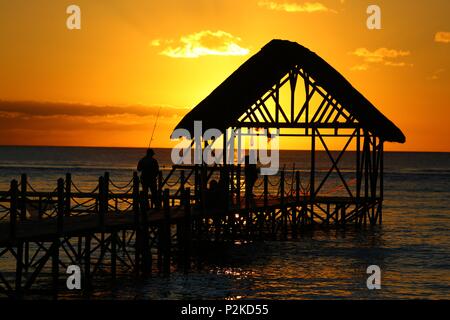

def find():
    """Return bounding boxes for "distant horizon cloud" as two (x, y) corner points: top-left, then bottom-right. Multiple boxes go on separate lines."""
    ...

(257, 1), (337, 13)
(0, 100), (187, 146)
(0, 100), (186, 118)
(153, 30), (250, 58)
(350, 47), (412, 70)
(435, 31), (450, 43)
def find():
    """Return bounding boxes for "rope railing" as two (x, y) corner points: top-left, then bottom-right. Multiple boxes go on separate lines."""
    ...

(109, 178), (133, 190)
(165, 175), (182, 188)
(71, 181), (99, 194)
(0, 169), (362, 229)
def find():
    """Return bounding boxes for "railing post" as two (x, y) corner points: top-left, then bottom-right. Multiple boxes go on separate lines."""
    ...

(310, 127), (316, 225)
(20, 174), (27, 221)
(98, 176), (105, 228)
(140, 187), (151, 275)
(264, 175), (268, 208)
(194, 165), (199, 206)
(158, 170), (163, 209)
(293, 171), (300, 238)
(236, 165), (241, 209)
(280, 171), (286, 235)
(183, 188), (191, 271)
(133, 172), (140, 226)
(10, 180), (18, 240)
(65, 173), (72, 217)
(224, 165), (230, 212)
(104, 171), (110, 213)
(162, 189), (171, 274)
(57, 178), (64, 235)
(230, 166), (235, 206)
(180, 170), (185, 193)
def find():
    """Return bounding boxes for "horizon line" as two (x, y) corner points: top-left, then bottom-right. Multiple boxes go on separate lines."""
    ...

(0, 144), (448, 153)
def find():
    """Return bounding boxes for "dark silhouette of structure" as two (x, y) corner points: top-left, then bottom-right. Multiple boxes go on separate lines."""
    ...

(175, 39), (406, 225)
(0, 40), (406, 298)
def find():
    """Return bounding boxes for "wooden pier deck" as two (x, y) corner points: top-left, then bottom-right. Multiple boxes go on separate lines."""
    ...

(0, 167), (382, 298)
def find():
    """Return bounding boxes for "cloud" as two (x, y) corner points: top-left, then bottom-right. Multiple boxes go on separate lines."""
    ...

(258, 1), (337, 13)
(0, 101), (188, 146)
(0, 100), (185, 118)
(350, 47), (412, 70)
(351, 48), (410, 63)
(154, 30), (249, 58)
(435, 32), (450, 43)
(427, 69), (445, 81)
(350, 64), (369, 72)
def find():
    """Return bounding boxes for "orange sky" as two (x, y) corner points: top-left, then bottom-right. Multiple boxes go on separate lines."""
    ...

(0, 0), (449, 151)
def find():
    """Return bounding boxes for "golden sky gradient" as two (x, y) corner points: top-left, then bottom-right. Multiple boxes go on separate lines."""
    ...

(0, 0), (449, 151)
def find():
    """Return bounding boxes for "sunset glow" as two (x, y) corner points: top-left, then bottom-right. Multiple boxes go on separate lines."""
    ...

(0, 0), (449, 151)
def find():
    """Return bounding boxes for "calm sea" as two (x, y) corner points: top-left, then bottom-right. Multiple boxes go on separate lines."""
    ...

(0, 146), (449, 299)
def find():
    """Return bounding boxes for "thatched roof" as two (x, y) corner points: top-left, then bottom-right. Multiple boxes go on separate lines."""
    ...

(175, 40), (405, 143)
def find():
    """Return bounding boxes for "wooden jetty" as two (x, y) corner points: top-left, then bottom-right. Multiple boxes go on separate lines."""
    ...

(0, 39), (405, 298)
(0, 166), (380, 298)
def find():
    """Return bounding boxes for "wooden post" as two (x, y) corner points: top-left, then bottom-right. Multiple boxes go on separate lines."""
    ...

(158, 170), (163, 209)
(98, 176), (105, 228)
(133, 172), (140, 226)
(52, 238), (60, 297)
(104, 171), (110, 213)
(10, 180), (18, 240)
(310, 127), (316, 225)
(65, 173), (72, 217)
(292, 171), (300, 238)
(84, 235), (91, 292)
(162, 189), (171, 274)
(194, 165), (199, 206)
(20, 174), (27, 221)
(180, 170), (185, 194)
(364, 132), (369, 225)
(230, 166), (235, 206)
(356, 128), (361, 225)
(224, 165), (230, 213)
(24, 241), (29, 273)
(264, 175), (268, 208)
(111, 232), (117, 280)
(280, 171), (286, 237)
(132, 172), (141, 275)
(57, 178), (64, 235)
(379, 142), (384, 225)
(183, 188), (191, 272)
(236, 165), (241, 209)
(140, 183), (151, 275)
(15, 240), (23, 296)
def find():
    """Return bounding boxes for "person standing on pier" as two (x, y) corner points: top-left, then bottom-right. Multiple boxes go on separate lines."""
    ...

(137, 148), (160, 209)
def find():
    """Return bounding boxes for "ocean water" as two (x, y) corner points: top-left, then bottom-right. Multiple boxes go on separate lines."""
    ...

(0, 146), (449, 299)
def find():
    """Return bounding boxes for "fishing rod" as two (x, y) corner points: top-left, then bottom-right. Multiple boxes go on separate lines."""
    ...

(148, 106), (162, 148)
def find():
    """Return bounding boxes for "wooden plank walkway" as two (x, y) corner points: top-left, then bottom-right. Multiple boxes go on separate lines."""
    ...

(0, 194), (366, 245)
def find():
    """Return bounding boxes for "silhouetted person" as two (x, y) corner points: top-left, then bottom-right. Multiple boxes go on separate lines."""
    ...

(244, 155), (258, 204)
(137, 148), (160, 209)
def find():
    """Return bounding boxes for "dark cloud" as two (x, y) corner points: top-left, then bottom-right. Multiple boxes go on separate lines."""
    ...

(0, 100), (186, 118)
